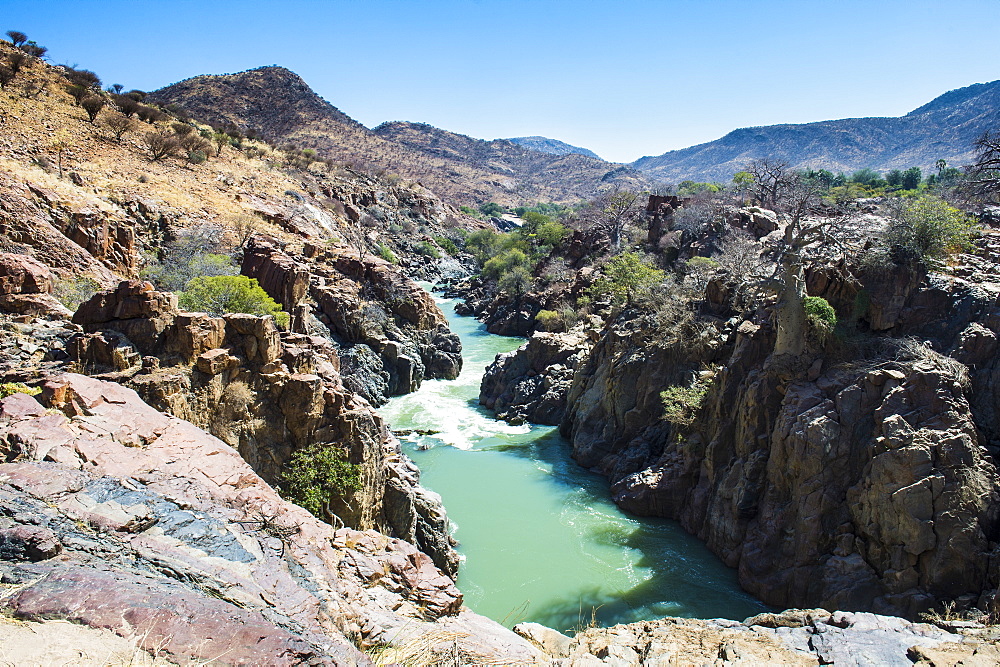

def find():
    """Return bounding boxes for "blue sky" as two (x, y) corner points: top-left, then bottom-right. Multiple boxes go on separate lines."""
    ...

(5, 0), (998, 163)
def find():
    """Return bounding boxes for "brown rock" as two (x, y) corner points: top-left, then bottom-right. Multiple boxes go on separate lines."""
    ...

(0, 253), (52, 295)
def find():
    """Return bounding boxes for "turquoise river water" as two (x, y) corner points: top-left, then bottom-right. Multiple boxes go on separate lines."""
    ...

(379, 290), (767, 633)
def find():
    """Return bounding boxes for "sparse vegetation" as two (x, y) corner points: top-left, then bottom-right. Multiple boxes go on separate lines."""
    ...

(280, 443), (362, 519)
(660, 375), (711, 427)
(53, 275), (101, 311)
(178, 275), (290, 327)
(886, 196), (977, 263)
(0, 382), (41, 399)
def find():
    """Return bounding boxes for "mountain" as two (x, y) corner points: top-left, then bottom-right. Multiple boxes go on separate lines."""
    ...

(631, 79), (1000, 183)
(505, 136), (601, 159)
(372, 121), (648, 201)
(149, 66), (649, 205)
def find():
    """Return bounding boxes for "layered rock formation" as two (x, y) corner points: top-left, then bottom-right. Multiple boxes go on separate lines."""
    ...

(0, 375), (541, 665)
(66, 280), (459, 575)
(0, 252), (72, 318)
(243, 240), (462, 406)
(516, 609), (1000, 665)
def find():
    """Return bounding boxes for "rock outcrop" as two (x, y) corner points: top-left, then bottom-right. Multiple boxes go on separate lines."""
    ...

(517, 609), (1000, 665)
(0, 375), (541, 665)
(0, 252), (73, 318)
(243, 240), (462, 405)
(67, 280), (460, 575)
(480, 328), (595, 425)
(551, 255), (1000, 618)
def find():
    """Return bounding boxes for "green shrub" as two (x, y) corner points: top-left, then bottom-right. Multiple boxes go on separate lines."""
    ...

(483, 248), (530, 280)
(0, 382), (40, 399)
(415, 240), (440, 259)
(179, 275), (289, 327)
(498, 265), (531, 295)
(479, 202), (504, 216)
(660, 376), (710, 427)
(280, 443), (362, 519)
(887, 196), (977, 262)
(804, 296), (836, 341)
(534, 309), (564, 332)
(432, 236), (459, 255)
(686, 256), (720, 270)
(589, 251), (665, 306)
(376, 243), (398, 264)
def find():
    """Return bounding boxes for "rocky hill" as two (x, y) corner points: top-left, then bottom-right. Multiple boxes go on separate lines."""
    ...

(149, 66), (650, 206)
(632, 79), (1000, 182)
(505, 135), (601, 159)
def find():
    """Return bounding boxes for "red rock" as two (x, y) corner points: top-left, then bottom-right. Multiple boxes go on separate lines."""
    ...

(0, 253), (52, 295)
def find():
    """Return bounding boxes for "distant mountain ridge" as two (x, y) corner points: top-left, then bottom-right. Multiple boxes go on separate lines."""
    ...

(631, 79), (1000, 183)
(149, 66), (649, 205)
(505, 136), (601, 160)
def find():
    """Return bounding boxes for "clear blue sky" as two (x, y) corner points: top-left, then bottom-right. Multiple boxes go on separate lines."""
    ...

(5, 0), (998, 163)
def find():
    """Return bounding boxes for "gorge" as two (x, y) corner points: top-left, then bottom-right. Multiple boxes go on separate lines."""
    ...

(3, 26), (1000, 665)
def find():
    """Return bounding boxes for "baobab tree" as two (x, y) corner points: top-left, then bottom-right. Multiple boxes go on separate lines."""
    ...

(596, 186), (641, 250)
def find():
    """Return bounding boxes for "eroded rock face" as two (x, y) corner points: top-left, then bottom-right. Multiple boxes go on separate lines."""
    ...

(521, 609), (998, 666)
(480, 329), (594, 425)
(0, 376), (541, 665)
(243, 241), (462, 405)
(67, 281), (460, 576)
(559, 310), (1000, 617)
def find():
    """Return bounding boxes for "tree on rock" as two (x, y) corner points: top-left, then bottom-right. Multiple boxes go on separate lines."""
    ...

(179, 275), (289, 327)
(5, 31), (27, 48)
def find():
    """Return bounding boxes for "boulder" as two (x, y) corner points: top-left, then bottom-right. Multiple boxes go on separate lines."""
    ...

(0, 253), (52, 295)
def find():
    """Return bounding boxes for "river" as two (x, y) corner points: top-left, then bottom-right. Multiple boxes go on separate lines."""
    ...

(379, 290), (767, 634)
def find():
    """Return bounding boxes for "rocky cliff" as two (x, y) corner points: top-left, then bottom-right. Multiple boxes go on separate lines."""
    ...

(243, 240), (462, 406)
(63, 279), (460, 576)
(477, 212), (1000, 620)
(0, 374), (541, 665)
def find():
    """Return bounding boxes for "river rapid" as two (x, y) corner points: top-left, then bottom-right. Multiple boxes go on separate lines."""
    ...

(379, 290), (767, 634)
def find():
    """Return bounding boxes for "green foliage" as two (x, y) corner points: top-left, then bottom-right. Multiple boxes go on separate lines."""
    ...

(804, 296), (837, 341)
(432, 236), (459, 255)
(465, 228), (500, 264)
(660, 376), (710, 427)
(887, 196), (977, 262)
(179, 275), (289, 327)
(459, 205), (479, 217)
(498, 265), (531, 296)
(483, 248), (530, 280)
(902, 166), (922, 190)
(478, 202), (505, 217)
(589, 251), (665, 306)
(0, 382), (40, 399)
(280, 443), (362, 518)
(414, 240), (440, 259)
(534, 309), (564, 332)
(376, 243), (398, 264)
(676, 180), (722, 196)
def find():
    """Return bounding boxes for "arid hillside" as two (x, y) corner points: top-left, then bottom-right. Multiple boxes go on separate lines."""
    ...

(148, 66), (651, 206)
(632, 79), (1000, 182)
